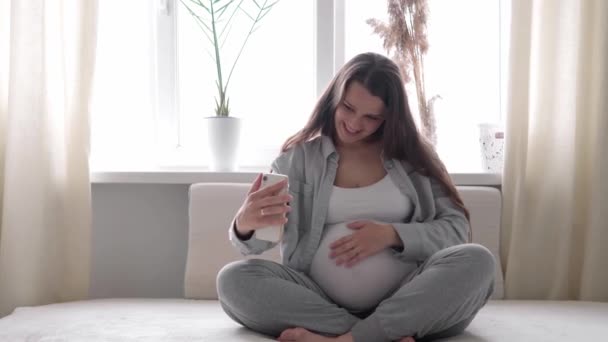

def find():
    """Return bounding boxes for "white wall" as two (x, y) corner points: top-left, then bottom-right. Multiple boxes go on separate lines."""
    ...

(90, 184), (190, 298)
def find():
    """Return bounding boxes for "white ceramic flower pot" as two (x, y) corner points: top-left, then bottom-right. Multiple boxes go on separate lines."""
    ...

(204, 116), (241, 172)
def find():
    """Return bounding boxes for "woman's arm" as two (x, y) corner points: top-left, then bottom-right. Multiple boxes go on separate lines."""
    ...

(228, 217), (275, 255)
(227, 152), (294, 255)
(389, 177), (470, 263)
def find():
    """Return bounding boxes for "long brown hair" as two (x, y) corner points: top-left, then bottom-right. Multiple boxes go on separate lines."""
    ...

(282, 53), (471, 239)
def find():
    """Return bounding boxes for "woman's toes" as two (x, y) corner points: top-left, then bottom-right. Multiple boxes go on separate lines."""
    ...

(397, 337), (415, 342)
(278, 327), (306, 341)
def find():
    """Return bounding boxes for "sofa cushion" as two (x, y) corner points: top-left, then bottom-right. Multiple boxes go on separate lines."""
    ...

(0, 299), (606, 341)
(185, 183), (504, 299)
(185, 183), (281, 299)
(458, 186), (504, 299)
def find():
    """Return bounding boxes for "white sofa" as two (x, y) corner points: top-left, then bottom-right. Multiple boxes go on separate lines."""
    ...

(0, 183), (606, 341)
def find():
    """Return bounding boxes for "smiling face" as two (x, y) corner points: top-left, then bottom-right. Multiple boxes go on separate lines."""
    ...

(333, 81), (386, 148)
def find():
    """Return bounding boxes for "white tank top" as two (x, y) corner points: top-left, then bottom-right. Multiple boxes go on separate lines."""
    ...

(309, 174), (417, 312)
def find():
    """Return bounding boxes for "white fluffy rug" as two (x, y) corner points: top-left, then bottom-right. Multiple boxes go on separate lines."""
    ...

(0, 299), (606, 341)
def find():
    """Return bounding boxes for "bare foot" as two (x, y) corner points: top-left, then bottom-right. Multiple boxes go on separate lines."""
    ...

(277, 327), (353, 342)
(397, 337), (416, 342)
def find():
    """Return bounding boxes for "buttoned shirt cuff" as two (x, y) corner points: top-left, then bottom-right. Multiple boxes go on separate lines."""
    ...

(228, 218), (274, 255)
(389, 222), (426, 262)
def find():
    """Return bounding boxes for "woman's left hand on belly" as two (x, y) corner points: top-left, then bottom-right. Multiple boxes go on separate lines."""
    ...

(329, 220), (401, 268)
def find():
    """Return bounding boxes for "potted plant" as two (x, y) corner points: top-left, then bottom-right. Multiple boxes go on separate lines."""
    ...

(367, 0), (438, 147)
(180, 0), (279, 171)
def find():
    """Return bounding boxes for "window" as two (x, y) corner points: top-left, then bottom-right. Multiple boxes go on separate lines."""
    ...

(91, 0), (157, 170)
(91, 0), (509, 172)
(174, 0), (315, 168)
(342, 0), (507, 172)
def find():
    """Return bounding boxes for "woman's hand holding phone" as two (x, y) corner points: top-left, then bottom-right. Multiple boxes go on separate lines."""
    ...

(235, 173), (291, 241)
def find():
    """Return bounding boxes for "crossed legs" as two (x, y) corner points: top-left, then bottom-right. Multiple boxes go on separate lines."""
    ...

(217, 243), (495, 342)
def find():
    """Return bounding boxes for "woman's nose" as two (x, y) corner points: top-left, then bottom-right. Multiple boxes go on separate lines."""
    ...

(349, 116), (363, 129)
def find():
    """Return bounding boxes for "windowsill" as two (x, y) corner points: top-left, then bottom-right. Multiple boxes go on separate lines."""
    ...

(90, 168), (502, 186)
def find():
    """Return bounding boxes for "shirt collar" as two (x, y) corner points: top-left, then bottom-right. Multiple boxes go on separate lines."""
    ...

(320, 134), (415, 173)
(320, 135), (337, 160)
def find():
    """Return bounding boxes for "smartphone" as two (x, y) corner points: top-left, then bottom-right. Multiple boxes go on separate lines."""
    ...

(255, 173), (289, 243)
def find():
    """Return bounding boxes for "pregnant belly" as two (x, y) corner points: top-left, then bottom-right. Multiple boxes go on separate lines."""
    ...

(309, 223), (417, 312)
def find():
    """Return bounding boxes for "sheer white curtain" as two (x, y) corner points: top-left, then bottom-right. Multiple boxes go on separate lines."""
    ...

(0, 0), (98, 316)
(501, 0), (607, 301)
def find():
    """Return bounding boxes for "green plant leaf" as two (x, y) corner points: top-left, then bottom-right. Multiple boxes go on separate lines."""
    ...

(224, 97), (231, 116)
(262, 0), (279, 11)
(220, 21), (234, 48)
(239, 7), (255, 21)
(218, 0), (243, 39)
(180, 0), (280, 117)
(180, 0), (214, 44)
(188, 0), (209, 13)
(216, 0), (236, 18)
(223, 0), (276, 98)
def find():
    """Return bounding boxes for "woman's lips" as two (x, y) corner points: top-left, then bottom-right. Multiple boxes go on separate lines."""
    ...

(343, 122), (360, 135)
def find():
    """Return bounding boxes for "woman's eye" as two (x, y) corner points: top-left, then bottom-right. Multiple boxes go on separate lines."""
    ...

(366, 116), (380, 121)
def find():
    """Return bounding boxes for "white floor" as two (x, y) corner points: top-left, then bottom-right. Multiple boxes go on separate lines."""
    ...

(0, 299), (606, 341)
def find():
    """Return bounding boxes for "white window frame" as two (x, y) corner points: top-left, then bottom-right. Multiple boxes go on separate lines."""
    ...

(154, 0), (179, 151)
(151, 0), (509, 169)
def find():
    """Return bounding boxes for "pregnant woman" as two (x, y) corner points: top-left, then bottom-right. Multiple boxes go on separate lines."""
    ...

(217, 52), (495, 342)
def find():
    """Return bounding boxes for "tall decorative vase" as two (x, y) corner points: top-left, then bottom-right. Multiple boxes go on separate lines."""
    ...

(204, 116), (242, 172)
(479, 123), (505, 173)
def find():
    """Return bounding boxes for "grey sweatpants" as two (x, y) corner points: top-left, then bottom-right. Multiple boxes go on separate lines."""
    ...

(217, 243), (495, 342)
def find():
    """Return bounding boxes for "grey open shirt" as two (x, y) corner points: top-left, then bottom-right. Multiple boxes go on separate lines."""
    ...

(229, 135), (470, 273)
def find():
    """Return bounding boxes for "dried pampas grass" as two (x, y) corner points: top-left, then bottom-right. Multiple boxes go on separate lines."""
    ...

(368, 0), (437, 146)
